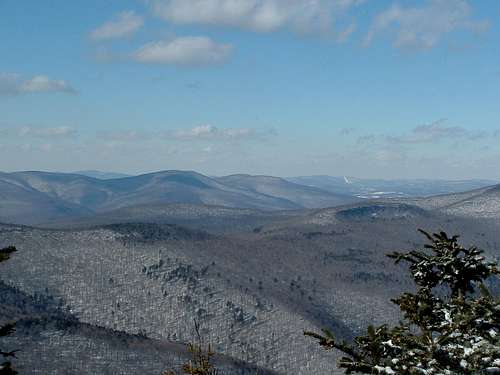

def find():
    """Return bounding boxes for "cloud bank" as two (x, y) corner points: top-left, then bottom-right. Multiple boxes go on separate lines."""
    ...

(1, 126), (77, 139)
(99, 125), (274, 142)
(356, 120), (489, 147)
(90, 11), (144, 40)
(0, 74), (77, 96)
(133, 36), (233, 65)
(365, 0), (489, 49)
(150, 0), (363, 35)
(387, 120), (486, 144)
(171, 125), (266, 140)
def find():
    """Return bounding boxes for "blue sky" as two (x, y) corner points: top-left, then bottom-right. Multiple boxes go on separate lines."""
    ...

(1, 0), (500, 179)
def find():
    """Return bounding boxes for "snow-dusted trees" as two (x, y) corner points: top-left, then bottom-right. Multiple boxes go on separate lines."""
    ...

(305, 230), (500, 374)
(0, 246), (18, 375)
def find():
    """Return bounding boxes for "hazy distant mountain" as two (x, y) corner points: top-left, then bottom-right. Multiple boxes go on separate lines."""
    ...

(397, 183), (500, 219)
(216, 174), (355, 209)
(441, 185), (500, 218)
(2, 169), (499, 226)
(0, 172), (93, 224)
(0, 170), (356, 225)
(72, 170), (132, 179)
(287, 175), (497, 198)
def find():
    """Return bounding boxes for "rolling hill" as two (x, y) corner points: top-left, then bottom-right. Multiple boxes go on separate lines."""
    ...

(403, 183), (500, 218)
(1, 204), (499, 374)
(216, 174), (354, 209)
(3, 169), (497, 227)
(0, 170), (356, 225)
(72, 170), (132, 179)
(0, 172), (93, 224)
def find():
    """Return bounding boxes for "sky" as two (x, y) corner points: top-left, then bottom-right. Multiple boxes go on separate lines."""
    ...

(1, 0), (500, 179)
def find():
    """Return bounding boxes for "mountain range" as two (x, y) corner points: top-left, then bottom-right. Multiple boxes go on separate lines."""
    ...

(72, 170), (132, 180)
(1, 170), (500, 373)
(0, 170), (354, 225)
(0, 170), (498, 226)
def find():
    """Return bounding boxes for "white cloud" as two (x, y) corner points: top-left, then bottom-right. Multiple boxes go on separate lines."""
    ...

(356, 120), (487, 145)
(387, 119), (485, 144)
(336, 22), (357, 43)
(17, 126), (77, 138)
(150, 0), (363, 35)
(0, 74), (77, 96)
(100, 130), (151, 142)
(133, 36), (232, 65)
(174, 124), (219, 138)
(172, 125), (267, 140)
(97, 125), (273, 143)
(365, 0), (489, 50)
(0, 126), (77, 142)
(90, 11), (144, 40)
(19, 76), (77, 94)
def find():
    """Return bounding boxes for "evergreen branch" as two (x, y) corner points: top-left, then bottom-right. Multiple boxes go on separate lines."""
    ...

(418, 229), (434, 242)
(0, 246), (16, 263)
(0, 324), (15, 338)
(308, 230), (500, 374)
(0, 350), (18, 359)
(304, 330), (361, 361)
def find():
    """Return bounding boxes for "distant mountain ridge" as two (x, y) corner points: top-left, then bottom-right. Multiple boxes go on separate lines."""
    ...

(0, 170), (355, 225)
(72, 170), (132, 180)
(287, 175), (497, 198)
(398, 184), (500, 219)
(1, 170), (499, 226)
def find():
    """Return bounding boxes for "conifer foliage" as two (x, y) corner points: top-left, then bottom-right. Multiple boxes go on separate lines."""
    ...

(305, 230), (500, 374)
(0, 246), (18, 375)
(164, 320), (219, 375)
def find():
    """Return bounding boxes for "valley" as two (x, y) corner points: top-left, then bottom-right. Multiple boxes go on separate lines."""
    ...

(1, 173), (499, 373)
